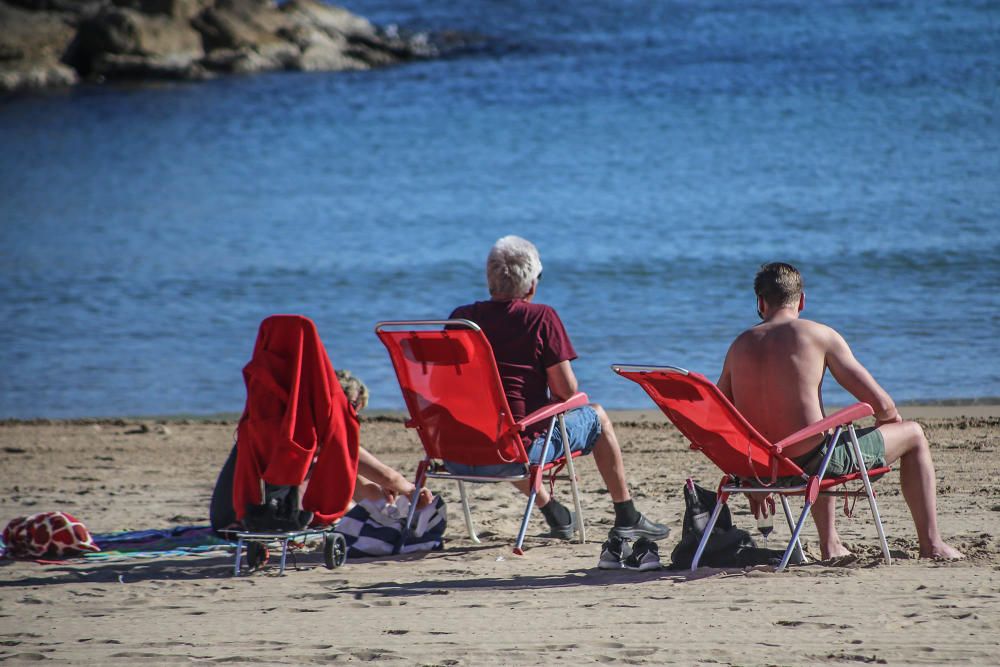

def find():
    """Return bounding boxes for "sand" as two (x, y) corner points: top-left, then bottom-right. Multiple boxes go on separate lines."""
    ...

(1, 407), (998, 665)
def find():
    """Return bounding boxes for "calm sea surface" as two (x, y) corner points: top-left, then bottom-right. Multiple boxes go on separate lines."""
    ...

(1, 0), (998, 418)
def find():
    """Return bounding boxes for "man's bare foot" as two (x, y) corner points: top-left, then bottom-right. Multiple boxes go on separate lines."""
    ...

(919, 542), (965, 560)
(820, 542), (853, 561)
(823, 553), (859, 567)
(416, 487), (434, 509)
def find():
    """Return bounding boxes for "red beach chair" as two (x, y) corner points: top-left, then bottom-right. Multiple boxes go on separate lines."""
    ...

(612, 364), (892, 572)
(376, 319), (590, 554)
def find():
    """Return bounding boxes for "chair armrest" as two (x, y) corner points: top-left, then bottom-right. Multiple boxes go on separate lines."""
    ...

(772, 402), (874, 453)
(516, 393), (590, 430)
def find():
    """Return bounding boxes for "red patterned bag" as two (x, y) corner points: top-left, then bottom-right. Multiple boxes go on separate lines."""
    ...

(2, 512), (100, 558)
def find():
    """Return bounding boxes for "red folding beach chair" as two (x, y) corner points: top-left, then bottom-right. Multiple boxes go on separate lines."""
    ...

(376, 319), (590, 554)
(612, 364), (892, 572)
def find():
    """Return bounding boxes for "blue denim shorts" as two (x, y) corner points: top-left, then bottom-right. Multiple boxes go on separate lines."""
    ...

(443, 406), (602, 477)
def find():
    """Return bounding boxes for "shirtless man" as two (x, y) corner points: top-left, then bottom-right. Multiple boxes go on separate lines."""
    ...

(717, 262), (963, 560)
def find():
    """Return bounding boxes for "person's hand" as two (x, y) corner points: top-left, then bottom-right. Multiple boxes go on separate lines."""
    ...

(379, 485), (399, 505)
(875, 411), (902, 428)
(390, 481), (434, 508)
(748, 492), (775, 519)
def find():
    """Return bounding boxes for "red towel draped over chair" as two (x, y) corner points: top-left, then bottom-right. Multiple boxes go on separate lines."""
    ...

(233, 315), (359, 525)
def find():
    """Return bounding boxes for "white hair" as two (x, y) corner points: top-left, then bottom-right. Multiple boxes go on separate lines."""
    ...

(486, 235), (543, 299)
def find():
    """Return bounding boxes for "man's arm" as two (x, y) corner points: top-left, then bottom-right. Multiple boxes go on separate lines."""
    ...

(824, 329), (900, 425)
(546, 360), (579, 402)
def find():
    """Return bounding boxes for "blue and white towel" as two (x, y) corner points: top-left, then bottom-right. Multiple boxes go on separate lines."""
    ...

(337, 495), (446, 557)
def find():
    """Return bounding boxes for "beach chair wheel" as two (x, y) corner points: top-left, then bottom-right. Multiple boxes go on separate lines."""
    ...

(246, 542), (269, 570)
(324, 532), (347, 569)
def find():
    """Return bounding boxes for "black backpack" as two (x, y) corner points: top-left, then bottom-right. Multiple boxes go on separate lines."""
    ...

(669, 481), (797, 569)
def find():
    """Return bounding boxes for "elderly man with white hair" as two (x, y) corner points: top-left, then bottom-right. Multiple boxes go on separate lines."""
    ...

(447, 235), (669, 544)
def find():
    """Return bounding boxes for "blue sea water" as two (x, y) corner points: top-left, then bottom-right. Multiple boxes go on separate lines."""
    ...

(1, 0), (998, 418)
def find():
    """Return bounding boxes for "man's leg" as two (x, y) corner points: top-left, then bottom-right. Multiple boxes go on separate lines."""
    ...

(590, 404), (630, 503)
(511, 480), (551, 507)
(589, 404), (670, 540)
(810, 496), (851, 560)
(880, 421), (963, 559)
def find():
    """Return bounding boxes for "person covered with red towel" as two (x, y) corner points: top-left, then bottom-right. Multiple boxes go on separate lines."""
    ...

(210, 316), (429, 534)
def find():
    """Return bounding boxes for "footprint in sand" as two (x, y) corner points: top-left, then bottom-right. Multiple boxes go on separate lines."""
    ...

(351, 649), (397, 661)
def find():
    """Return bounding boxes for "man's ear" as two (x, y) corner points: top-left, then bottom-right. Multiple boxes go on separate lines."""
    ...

(798, 292), (805, 312)
(757, 295), (765, 319)
(525, 280), (537, 301)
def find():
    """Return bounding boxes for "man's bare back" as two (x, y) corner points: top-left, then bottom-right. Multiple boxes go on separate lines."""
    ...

(718, 314), (895, 459)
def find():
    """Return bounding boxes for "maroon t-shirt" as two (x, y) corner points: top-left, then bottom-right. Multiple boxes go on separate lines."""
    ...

(450, 299), (577, 443)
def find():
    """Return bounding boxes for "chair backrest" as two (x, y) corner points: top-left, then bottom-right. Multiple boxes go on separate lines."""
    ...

(613, 365), (803, 479)
(376, 320), (528, 466)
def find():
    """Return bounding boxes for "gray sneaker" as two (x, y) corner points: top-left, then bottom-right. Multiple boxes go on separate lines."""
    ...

(623, 537), (661, 571)
(609, 514), (671, 542)
(598, 536), (632, 569)
(546, 511), (576, 540)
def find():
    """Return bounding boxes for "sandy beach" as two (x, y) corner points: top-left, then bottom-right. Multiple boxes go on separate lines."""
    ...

(1, 407), (998, 665)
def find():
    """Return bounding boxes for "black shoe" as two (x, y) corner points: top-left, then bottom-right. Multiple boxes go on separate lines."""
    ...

(598, 535), (632, 569)
(623, 537), (662, 571)
(609, 514), (671, 542)
(546, 511), (576, 540)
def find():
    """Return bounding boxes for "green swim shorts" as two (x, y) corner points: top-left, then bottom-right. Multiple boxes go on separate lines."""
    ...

(792, 426), (887, 477)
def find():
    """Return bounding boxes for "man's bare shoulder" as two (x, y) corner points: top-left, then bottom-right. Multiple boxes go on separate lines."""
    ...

(731, 318), (838, 347)
(789, 318), (834, 334)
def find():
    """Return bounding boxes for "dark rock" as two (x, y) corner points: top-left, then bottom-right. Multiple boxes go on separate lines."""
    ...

(6, 0), (101, 16)
(71, 4), (203, 77)
(191, 0), (293, 54)
(200, 45), (289, 73)
(1, 0), (442, 92)
(90, 51), (210, 79)
(0, 1), (79, 90)
(111, 0), (208, 20)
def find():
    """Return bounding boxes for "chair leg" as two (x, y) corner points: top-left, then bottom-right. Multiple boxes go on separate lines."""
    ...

(457, 481), (481, 544)
(513, 419), (557, 554)
(691, 500), (726, 571)
(559, 413), (586, 544)
(400, 460), (431, 554)
(513, 468), (541, 554)
(775, 424), (839, 572)
(278, 537), (290, 575)
(778, 494), (807, 564)
(848, 426), (892, 565)
(234, 536), (244, 576)
(777, 500), (813, 572)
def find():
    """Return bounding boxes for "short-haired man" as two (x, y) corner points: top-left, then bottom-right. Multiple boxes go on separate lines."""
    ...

(718, 262), (963, 560)
(447, 235), (669, 542)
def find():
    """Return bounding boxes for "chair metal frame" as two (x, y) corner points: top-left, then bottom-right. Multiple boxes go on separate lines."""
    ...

(222, 528), (347, 576)
(613, 364), (892, 572)
(377, 319), (590, 554)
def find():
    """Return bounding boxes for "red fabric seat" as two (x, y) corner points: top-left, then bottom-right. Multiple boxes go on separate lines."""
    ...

(613, 364), (892, 571)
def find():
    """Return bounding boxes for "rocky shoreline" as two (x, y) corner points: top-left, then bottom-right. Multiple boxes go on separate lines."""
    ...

(0, 0), (440, 93)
